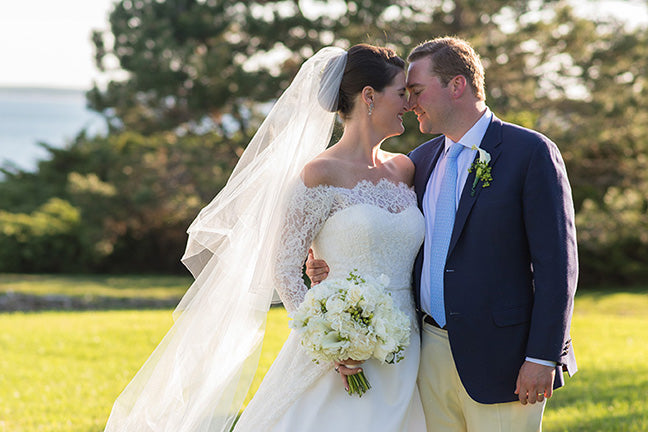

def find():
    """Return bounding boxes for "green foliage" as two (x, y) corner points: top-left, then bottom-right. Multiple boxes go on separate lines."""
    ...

(0, 140), (89, 214)
(523, 10), (648, 211)
(0, 131), (241, 273)
(576, 187), (648, 285)
(0, 199), (83, 272)
(89, 0), (564, 137)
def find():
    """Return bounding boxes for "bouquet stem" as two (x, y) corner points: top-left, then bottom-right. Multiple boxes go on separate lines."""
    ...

(347, 371), (371, 397)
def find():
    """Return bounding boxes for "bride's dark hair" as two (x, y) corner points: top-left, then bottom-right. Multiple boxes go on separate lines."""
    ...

(336, 44), (405, 119)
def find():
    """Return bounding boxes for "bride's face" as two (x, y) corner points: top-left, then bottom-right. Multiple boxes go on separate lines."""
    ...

(371, 71), (408, 138)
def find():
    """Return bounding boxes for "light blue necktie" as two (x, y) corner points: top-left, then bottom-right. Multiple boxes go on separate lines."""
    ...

(428, 142), (464, 327)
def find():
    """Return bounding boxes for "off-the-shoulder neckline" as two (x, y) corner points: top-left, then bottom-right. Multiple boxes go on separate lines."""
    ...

(298, 177), (414, 192)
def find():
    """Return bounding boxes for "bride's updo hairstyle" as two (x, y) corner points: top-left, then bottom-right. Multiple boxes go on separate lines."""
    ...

(323, 44), (405, 120)
(317, 44), (405, 120)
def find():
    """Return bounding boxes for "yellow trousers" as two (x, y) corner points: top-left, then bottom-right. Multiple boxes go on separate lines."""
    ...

(418, 321), (545, 432)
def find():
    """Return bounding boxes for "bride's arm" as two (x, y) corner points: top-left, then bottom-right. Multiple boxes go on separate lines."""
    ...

(273, 181), (333, 313)
(274, 181), (363, 389)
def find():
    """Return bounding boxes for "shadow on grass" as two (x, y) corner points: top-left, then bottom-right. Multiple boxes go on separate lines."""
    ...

(0, 291), (182, 312)
(0, 273), (192, 311)
(576, 284), (648, 298)
(0, 291), (287, 313)
(0, 273), (192, 290)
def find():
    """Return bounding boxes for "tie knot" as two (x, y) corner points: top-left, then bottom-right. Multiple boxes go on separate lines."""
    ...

(446, 142), (464, 159)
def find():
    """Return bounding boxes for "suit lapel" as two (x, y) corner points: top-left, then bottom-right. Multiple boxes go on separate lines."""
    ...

(415, 137), (444, 209)
(448, 116), (503, 255)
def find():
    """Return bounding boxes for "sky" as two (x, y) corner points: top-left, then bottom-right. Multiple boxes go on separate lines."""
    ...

(0, 0), (646, 90)
(0, 0), (116, 89)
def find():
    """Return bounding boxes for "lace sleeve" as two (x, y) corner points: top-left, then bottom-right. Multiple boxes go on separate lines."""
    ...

(274, 181), (333, 313)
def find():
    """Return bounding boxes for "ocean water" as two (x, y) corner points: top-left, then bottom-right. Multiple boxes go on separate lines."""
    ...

(0, 87), (105, 172)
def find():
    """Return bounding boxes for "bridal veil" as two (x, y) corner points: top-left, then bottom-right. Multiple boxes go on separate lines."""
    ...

(104, 47), (347, 432)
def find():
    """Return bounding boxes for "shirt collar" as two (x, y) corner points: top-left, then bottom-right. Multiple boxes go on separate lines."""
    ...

(444, 106), (492, 152)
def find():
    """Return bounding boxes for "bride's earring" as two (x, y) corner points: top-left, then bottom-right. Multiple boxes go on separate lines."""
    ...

(368, 101), (374, 116)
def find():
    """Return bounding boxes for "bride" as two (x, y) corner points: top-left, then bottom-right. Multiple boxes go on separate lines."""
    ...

(105, 44), (426, 431)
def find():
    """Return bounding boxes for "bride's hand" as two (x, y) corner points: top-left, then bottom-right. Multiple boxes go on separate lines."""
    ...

(305, 249), (329, 285)
(334, 359), (363, 392)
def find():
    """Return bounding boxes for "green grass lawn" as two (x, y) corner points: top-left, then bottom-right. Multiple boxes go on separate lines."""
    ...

(542, 287), (648, 431)
(0, 274), (191, 304)
(0, 276), (646, 431)
(0, 310), (174, 431)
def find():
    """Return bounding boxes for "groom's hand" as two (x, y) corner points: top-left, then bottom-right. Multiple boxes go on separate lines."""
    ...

(305, 249), (329, 285)
(514, 361), (556, 405)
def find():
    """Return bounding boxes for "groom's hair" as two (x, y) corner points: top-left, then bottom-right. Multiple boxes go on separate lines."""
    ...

(408, 37), (485, 101)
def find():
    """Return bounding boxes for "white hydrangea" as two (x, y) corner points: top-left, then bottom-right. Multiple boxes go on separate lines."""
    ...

(289, 270), (410, 366)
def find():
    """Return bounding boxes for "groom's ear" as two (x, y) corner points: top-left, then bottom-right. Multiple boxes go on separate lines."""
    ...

(449, 75), (468, 99)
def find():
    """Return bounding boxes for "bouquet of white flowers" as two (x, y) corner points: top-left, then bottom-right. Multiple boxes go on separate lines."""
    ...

(289, 270), (411, 396)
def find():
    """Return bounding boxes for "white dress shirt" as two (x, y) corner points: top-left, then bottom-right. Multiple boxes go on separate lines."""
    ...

(419, 107), (555, 368)
(420, 107), (492, 315)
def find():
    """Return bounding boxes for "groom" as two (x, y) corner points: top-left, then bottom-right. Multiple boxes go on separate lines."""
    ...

(308, 37), (578, 431)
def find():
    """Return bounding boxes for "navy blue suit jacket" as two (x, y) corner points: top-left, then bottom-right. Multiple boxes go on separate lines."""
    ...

(409, 115), (578, 404)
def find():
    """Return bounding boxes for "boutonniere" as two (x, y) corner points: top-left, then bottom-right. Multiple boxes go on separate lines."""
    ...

(468, 145), (492, 196)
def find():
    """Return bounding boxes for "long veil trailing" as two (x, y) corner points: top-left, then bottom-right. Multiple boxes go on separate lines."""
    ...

(104, 47), (347, 432)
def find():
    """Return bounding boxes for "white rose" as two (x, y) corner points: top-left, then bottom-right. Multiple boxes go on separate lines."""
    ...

(326, 296), (346, 315)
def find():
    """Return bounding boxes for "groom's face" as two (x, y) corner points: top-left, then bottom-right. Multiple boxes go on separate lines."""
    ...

(406, 57), (451, 135)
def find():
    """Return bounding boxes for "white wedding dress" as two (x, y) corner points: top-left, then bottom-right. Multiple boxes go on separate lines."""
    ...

(233, 178), (427, 432)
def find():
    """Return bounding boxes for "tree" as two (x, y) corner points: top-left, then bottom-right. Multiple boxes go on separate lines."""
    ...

(85, 0), (648, 281)
(89, 0), (563, 137)
(4, 0), (647, 280)
(0, 131), (240, 273)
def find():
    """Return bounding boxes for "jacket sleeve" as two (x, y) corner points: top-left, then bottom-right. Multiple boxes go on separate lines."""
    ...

(522, 136), (579, 366)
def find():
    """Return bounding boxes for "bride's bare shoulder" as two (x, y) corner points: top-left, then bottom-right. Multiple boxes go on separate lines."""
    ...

(301, 155), (344, 188)
(381, 151), (415, 186)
